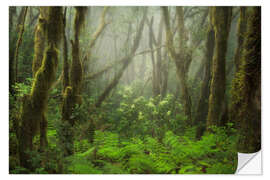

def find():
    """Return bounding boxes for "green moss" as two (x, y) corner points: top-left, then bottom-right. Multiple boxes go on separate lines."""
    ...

(207, 7), (232, 127)
(231, 7), (261, 153)
(32, 16), (46, 76)
(17, 7), (63, 168)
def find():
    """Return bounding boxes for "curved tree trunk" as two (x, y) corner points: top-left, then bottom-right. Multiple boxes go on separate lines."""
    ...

(17, 7), (63, 168)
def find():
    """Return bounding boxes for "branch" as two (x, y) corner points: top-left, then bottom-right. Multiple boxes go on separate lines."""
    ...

(161, 7), (177, 59)
(89, 7), (109, 49)
(84, 45), (165, 81)
(95, 8), (148, 108)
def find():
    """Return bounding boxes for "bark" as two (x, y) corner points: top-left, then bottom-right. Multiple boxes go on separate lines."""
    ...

(62, 7), (69, 92)
(207, 7), (232, 127)
(61, 7), (87, 156)
(95, 8), (147, 108)
(231, 7), (261, 153)
(195, 22), (215, 139)
(17, 7), (63, 168)
(234, 7), (248, 73)
(32, 7), (48, 76)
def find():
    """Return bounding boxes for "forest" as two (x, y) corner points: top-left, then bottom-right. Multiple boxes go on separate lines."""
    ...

(9, 6), (261, 174)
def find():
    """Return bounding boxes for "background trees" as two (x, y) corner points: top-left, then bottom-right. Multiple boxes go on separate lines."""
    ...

(9, 6), (260, 174)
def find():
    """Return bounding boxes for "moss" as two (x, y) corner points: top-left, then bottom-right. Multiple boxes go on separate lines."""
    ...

(17, 7), (63, 168)
(207, 7), (232, 127)
(234, 8), (247, 72)
(231, 7), (261, 153)
(32, 16), (46, 76)
(46, 7), (63, 47)
(60, 7), (87, 156)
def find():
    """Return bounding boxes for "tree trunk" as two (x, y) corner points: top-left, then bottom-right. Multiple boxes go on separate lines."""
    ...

(207, 7), (232, 127)
(17, 7), (63, 168)
(195, 22), (215, 139)
(231, 7), (261, 153)
(162, 7), (192, 125)
(61, 7), (87, 156)
(234, 7), (248, 73)
(32, 7), (48, 77)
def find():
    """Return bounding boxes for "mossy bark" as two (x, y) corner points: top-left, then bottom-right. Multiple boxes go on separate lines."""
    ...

(195, 22), (215, 139)
(231, 7), (261, 153)
(61, 7), (87, 156)
(17, 7), (63, 169)
(32, 7), (49, 76)
(148, 17), (158, 96)
(234, 7), (248, 72)
(206, 7), (232, 127)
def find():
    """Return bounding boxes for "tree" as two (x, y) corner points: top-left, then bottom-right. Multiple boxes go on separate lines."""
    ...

(195, 11), (215, 139)
(95, 8), (147, 108)
(231, 7), (261, 153)
(162, 7), (192, 125)
(16, 7), (63, 169)
(206, 7), (232, 127)
(61, 7), (87, 156)
(234, 7), (248, 72)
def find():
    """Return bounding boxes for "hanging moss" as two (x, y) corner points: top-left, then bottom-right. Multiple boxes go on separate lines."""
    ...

(231, 7), (261, 153)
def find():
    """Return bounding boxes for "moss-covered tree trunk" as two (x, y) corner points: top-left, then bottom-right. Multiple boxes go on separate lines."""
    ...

(32, 7), (49, 76)
(231, 7), (261, 153)
(234, 7), (248, 73)
(61, 7), (87, 156)
(206, 7), (232, 127)
(195, 21), (215, 139)
(17, 7), (63, 169)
